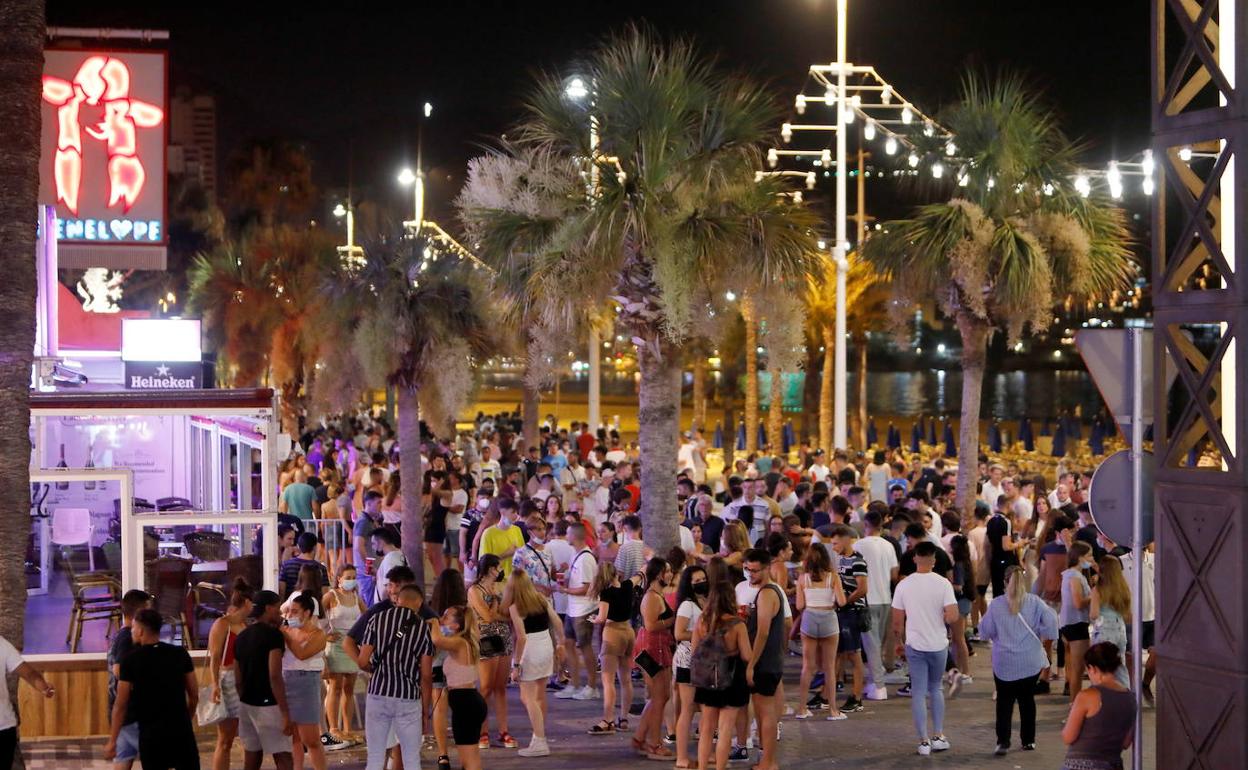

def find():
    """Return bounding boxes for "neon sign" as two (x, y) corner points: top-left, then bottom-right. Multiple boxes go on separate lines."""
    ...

(39, 50), (167, 247)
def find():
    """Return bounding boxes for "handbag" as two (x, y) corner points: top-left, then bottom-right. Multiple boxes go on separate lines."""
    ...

(195, 643), (229, 727)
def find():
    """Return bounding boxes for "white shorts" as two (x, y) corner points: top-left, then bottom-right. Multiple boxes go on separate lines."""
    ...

(239, 703), (288, 756)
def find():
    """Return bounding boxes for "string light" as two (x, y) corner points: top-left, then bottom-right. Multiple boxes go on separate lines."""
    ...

(767, 148), (778, 168)
(781, 123), (792, 143)
(821, 148), (832, 165)
(1075, 174), (1091, 197)
(795, 94), (807, 115)
(907, 152), (919, 168)
(1178, 146), (1193, 162)
(945, 141), (957, 156)
(885, 136), (897, 155)
(1107, 160), (1123, 200)
(931, 162), (944, 179)
(880, 84), (892, 104)
(901, 105), (913, 124)
(864, 120), (876, 141)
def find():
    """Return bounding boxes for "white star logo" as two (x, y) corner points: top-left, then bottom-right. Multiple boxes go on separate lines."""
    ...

(155, 364), (170, 376)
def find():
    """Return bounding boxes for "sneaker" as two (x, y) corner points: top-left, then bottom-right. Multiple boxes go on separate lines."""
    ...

(1022, 743), (1036, 751)
(806, 693), (827, 710)
(865, 684), (888, 700)
(517, 737), (551, 757)
(728, 746), (750, 762)
(321, 733), (349, 752)
(841, 696), (864, 713)
(555, 685), (579, 699)
(917, 741), (931, 756)
(662, 733), (676, 745)
(931, 735), (950, 752)
(896, 684), (912, 697)
(994, 744), (1008, 756)
(794, 709), (814, 720)
(948, 674), (965, 698)
(572, 686), (598, 701)
(809, 672), (825, 691)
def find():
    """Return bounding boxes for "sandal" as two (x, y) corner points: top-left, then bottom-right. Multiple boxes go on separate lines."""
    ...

(645, 744), (674, 760)
(436, 755), (451, 770)
(631, 736), (647, 755)
(477, 732), (490, 749)
(588, 720), (616, 736)
(615, 717), (629, 732)
(500, 731), (518, 749)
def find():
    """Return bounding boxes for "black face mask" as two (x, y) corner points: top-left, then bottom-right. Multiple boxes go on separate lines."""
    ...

(693, 582), (709, 596)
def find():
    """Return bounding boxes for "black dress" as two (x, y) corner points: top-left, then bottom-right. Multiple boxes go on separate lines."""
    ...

(693, 619), (749, 710)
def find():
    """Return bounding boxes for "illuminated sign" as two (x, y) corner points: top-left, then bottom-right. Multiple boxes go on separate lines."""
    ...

(123, 361), (201, 389)
(121, 318), (201, 362)
(39, 50), (167, 246)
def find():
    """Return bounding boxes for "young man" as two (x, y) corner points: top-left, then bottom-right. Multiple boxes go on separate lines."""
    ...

(830, 525), (869, 712)
(371, 528), (407, 605)
(613, 514), (647, 578)
(855, 512), (899, 700)
(738, 548), (785, 770)
(279, 531), (329, 597)
(980, 464), (1006, 509)
(480, 497), (526, 576)
(233, 591), (293, 770)
(357, 585), (435, 770)
(966, 503), (991, 637)
(278, 470), (317, 524)
(106, 609), (198, 770)
(107, 589), (152, 770)
(554, 523), (599, 701)
(891, 542), (958, 756)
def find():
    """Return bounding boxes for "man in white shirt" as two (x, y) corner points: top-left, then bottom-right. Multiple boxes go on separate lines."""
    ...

(676, 432), (699, 477)
(370, 528), (407, 604)
(554, 523), (599, 701)
(891, 542), (958, 755)
(1048, 478), (1074, 510)
(445, 473), (469, 570)
(775, 477), (798, 514)
(980, 464), (1006, 508)
(1117, 544), (1157, 703)
(724, 478), (764, 542)
(1007, 477), (1033, 522)
(808, 450), (831, 484)
(604, 439), (628, 465)
(856, 510), (900, 700)
(472, 445), (501, 486)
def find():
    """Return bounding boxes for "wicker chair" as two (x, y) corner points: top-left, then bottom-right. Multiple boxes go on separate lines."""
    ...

(62, 553), (122, 653)
(183, 531), (230, 562)
(145, 556), (194, 648)
(192, 554), (264, 627)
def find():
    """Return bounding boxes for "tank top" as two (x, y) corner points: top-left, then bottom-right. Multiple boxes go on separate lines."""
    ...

(748, 583), (786, 674)
(443, 652), (478, 689)
(522, 611), (550, 634)
(222, 628), (239, 667)
(282, 628), (326, 672)
(804, 573), (837, 608)
(1066, 686), (1135, 761)
(326, 589), (363, 633)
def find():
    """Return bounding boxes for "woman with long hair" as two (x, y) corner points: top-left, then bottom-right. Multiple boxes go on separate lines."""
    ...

(587, 563), (636, 737)
(206, 578), (253, 770)
(281, 593), (328, 770)
(693, 557), (753, 770)
(429, 606), (487, 770)
(633, 557), (676, 760)
(980, 565), (1059, 755)
(596, 521), (619, 565)
(673, 564), (708, 769)
(947, 534), (975, 694)
(794, 543), (845, 719)
(543, 493), (565, 525)
(428, 567), (469, 766)
(322, 566), (365, 748)
(508, 568), (564, 757)
(283, 564), (327, 619)
(467, 554), (515, 748)
(1061, 542), (1096, 701)
(381, 470), (402, 526)
(1090, 557), (1131, 687)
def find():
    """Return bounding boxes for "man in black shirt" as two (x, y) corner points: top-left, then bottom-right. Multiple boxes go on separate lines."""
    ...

(686, 493), (724, 553)
(234, 591), (293, 770)
(106, 609), (198, 770)
(986, 497), (1023, 596)
(106, 589), (150, 770)
(900, 523), (953, 579)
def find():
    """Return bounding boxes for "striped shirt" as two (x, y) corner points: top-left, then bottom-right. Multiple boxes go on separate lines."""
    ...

(361, 605), (434, 700)
(978, 593), (1059, 681)
(836, 552), (869, 609)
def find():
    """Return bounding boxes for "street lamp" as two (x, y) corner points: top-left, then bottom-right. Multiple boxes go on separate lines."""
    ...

(565, 75), (603, 431)
(398, 166), (424, 228)
(334, 201), (364, 269)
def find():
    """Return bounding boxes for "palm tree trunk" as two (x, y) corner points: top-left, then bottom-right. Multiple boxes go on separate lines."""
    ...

(521, 363), (541, 452)
(742, 298), (759, 454)
(857, 334), (869, 450)
(396, 385), (426, 585)
(955, 311), (989, 519)
(637, 341), (681, 553)
(819, 325), (834, 453)
(767, 368), (783, 453)
(692, 354), (707, 431)
(0, 1), (43, 735)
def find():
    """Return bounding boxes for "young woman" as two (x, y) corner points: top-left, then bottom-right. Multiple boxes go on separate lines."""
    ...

(1061, 643), (1135, 770)
(544, 493), (565, 526)
(588, 563), (636, 737)
(320, 481), (348, 579)
(865, 450), (890, 504)
(206, 579), (253, 770)
(281, 593), (328, 770)
(980, 565), (1059, 755)
(673, 565), (708, 770)
(381, 470), (403, 527)
(694, 557), (754, 770)
(428, 606), (487, 770)
(1090, 556), (1131, 687)
(423, 471), (450, 577)
(794, 543), (846, 719)
(429, 568), (468, 767)
(596, 521), (619, 565)
(322, 566), (365, 747)
(1061, 542), (1096, 701)
(633, 557), (675, 760)
(947, 534), (975, 694)
(467, 554), (515, 749)
(508, 569), (564, 757)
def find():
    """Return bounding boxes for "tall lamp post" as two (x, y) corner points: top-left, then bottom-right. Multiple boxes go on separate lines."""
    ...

(398, 101), (434, 229)
(832, 0), (848, 451)
(565, 76), (603, 432)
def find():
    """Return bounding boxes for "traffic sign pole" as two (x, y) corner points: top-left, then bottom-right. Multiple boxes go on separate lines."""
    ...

(1128, 327), (1143, 770)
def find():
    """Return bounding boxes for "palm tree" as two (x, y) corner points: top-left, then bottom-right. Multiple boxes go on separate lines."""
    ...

(345, 224), (495, 582)
(863, 74), (1133, 515)
(741, 294), (761, 454)
(503, 28), (820, 551)
(0, 0), (43, 670)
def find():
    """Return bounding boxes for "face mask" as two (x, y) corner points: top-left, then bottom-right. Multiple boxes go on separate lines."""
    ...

(499, 516), (511, 527)
(375, 548), (385, 557)
(530, 535), (545, 545)
(440, 625), (454, 636)
(341, 579), (357, 591)
(287, 617), (304, 629)
(693, 582), (709, 596)
(476, 499), (490, 511)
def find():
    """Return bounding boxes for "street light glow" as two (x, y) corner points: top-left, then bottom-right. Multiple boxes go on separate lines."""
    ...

(423, 101), (433, 118)
(397, 168), (417, 186)
(332, 203), (346, 218)
(885, 137), (897, 155)
(564, 77), (589, 100)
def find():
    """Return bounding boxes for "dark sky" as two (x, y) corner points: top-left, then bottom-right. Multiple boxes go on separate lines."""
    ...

(47, 0), (1150, 224)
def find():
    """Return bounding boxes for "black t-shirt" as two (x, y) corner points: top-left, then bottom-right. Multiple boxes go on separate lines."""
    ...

(600, 584), (634, 622)
(793, 505), (812, 529)
(811, 510), (832, 530)
(899, 547), (953, 579)
(234, 623), (286, 706)
(118, 642), (194, 728)
(107, 626), (137, 723)
(986, 514), (1019, 566)
(698, 515), (725, 553)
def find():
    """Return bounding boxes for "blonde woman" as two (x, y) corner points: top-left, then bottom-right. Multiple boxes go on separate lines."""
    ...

(1090, 557), (1131, 687)
(587, 563), (637, 736)
(508, 569), (564, 757)
(429, 606), (487, 770)
(794, 543), (846, 719)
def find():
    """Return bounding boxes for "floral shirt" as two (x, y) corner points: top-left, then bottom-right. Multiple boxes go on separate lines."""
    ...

(511, 542), (556, 595)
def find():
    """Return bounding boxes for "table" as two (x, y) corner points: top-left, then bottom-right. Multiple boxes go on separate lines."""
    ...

(191, 560), (228, 574)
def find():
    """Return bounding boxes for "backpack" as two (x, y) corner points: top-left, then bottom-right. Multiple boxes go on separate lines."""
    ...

(690, 618), (739, 691)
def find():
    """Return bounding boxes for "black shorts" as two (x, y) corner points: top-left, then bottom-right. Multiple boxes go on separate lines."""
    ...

(448, 688), (489, 746)
(1127, 620), (1155, 650)
(837, 609), (864, 653)
(976, 585), (989, 598)
(750, 671), (782, 697)
(1060, 622), (1090, 643)
(675, 666), (691, 685)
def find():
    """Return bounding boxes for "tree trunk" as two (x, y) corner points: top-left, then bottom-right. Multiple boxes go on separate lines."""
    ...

(954, 312), (989, 519)
(396, 385), (426, 586)
(819, 325), (834, 453)
(857, 334), (869, 451)
(767, 368), (783, 454)
(521, 378), (541, 452)
(722, 406), (735, 472)
(637, 341), (682, 554)
(692, 354), (707, 431)
(742, 298), (758, 454)
(0, 4), (43, 751)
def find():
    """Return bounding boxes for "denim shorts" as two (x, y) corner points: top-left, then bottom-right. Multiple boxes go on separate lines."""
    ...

(283, 669), (323, 725)
(800, 607), (839, 639)
(115, 722), (140, 761)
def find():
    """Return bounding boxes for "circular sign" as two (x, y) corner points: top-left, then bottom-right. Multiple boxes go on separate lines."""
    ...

(1088, 449), (1155, 547)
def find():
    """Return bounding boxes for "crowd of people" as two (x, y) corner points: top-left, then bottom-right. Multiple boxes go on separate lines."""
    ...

(93, 409), (1149, 770)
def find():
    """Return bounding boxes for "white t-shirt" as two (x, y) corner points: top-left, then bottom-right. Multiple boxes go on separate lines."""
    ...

(891, 571), (956, 652)
(474, 459), (500, 485)
(677, 442), (698, 473)
(1118, 551), (1155, 623)
(375, 549), (407, 603)
(566, 548), (599, 618)
(605, 449), (628, 465)
(981, 480), (1005, 507)
(679, 524), (695, 554)
(777, 493), (798, 514)
(544, 538), (575, 614)
(734, 580), (793, 619)
(809, 463), (830, 483)
(447, 489), (468, 533)
(855, 536), (899, 605)
(0, 637), (22, 729)
(674, 599), (703, 667)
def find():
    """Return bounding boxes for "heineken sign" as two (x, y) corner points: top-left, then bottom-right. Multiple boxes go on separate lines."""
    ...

(124, 361), (201, 390)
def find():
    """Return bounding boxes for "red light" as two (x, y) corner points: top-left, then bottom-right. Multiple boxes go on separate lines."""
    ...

(42, 55), (163, 215)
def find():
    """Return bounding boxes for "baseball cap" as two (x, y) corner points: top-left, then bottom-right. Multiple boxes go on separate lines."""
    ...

(249, 589), (281, 618)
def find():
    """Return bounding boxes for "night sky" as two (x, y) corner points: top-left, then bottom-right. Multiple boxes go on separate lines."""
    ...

(47, 0), (1150, 224)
